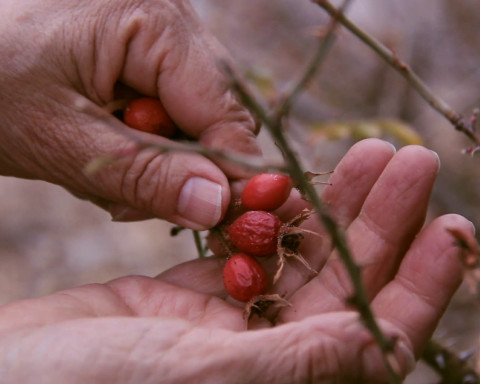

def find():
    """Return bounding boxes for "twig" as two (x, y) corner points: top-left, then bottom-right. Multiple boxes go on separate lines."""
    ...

(274, 0), (354, 119)
(313, 0), (480, 148)
(224, 62), (402, 384)
(192, 230), (206, 258)
(422, 338), (479, 384)
(73, 96), (288, 174)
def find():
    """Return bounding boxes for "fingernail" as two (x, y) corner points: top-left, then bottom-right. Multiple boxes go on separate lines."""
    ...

(385, 141), (397, 154)
(178, 177), (223, 230)
(429, 150), (441, 172)
(362, 338), (415, 379)
(469, 220), (476, 235)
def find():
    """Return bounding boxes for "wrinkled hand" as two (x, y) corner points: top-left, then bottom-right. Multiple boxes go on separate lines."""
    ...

(0, 0), (260, 229)
(0, 139), (471, 383)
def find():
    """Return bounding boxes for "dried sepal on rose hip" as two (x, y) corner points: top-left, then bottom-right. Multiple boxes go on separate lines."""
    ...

(274, 208), (320, 284)
(228, 211), (282, 257)
(222, 254), (291, 324)
(241, 173), (293, 211)
(223, 253), (268, 302)
(244, 294), (291, 322)
(123, 97), (178, 138)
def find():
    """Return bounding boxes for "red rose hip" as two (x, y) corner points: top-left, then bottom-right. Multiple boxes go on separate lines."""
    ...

(223, 253), (268, 302)
(123, 97), (177, 137)
(241, 173), (293, 211)
(228, 211), (282, 257)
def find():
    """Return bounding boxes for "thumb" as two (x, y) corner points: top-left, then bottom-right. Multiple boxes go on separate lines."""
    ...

(112, 148), (231, 230)
(78, 110), (231, 230)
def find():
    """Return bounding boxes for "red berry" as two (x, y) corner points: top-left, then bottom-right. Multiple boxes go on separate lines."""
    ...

(228, 211), (282, 257)
(223, 253), (268, 302)
(241, 173), (293, 211)
(123, 97), (177, 137)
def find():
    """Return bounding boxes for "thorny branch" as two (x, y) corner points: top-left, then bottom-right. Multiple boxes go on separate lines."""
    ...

(313, 0), (480, 152)
(74, 96), (288, 175)
(223, 63), (402, 383)
(422, 339), (479, 384)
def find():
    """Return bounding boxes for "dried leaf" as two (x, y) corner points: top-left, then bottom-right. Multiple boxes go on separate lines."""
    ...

(378, 119), (423, 145)
(309, 118), (423, 146)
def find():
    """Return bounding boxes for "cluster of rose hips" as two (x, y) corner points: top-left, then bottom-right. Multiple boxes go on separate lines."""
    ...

(221, 173), (294, 303)
(120, 97), (307, 310)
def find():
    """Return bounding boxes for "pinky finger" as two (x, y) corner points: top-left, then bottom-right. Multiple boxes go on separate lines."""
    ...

(372, 214), (474, 356)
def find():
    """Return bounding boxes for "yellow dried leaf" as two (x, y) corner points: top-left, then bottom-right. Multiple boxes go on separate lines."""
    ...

(378, 119), (423, 145)
(309, 118), (423, 146)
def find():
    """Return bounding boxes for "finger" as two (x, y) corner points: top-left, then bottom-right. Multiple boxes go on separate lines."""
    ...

(278, 146), (440, 322)
(322, 138), (397, 227)
(372, 214), (471, 356)
(273, 138), (397, 227)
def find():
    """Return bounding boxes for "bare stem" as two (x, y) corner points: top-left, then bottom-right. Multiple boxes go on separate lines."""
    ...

(74, 96), (288, 174)
(313, 0), (480, 146)
(192, 230), (206, 258)
(274, 0), (354, 119)
(225, 63), (402, 384)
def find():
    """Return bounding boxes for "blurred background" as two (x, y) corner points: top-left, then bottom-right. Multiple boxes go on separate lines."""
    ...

(1, 0), (479, 382)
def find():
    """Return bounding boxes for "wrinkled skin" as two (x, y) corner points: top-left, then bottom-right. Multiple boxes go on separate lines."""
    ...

(0, 139), (472, 383)
(0, 0), (260, 230)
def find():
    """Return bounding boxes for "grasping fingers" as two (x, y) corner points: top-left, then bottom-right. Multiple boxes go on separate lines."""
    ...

(372, 214), (471, 356)
(277, 145), (440, 322)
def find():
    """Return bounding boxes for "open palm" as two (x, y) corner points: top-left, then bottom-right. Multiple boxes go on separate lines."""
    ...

(0, 139), (470, 384)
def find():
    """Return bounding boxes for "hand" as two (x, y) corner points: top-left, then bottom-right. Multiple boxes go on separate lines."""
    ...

(0, 139), (471, 383)
(0, 0), (260, 230)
